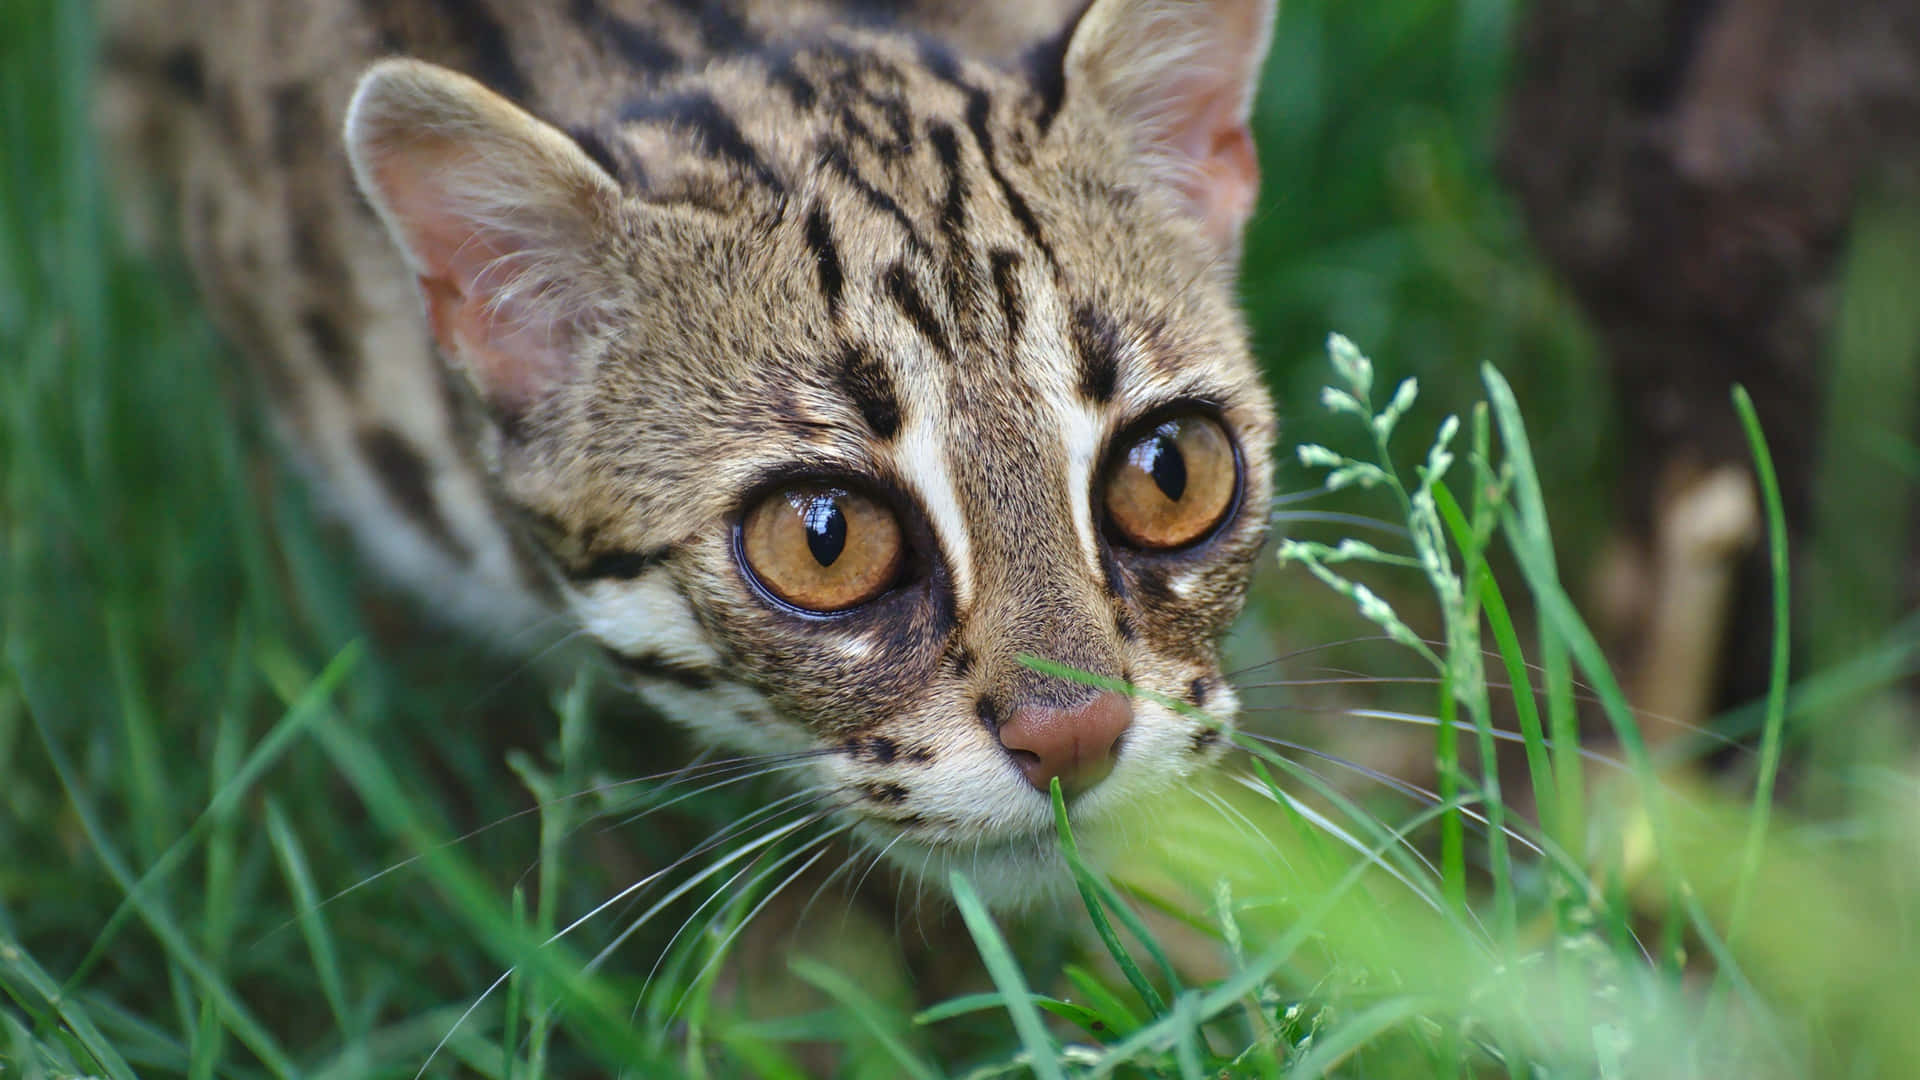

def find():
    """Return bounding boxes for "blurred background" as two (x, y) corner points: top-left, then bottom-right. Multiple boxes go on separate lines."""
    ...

(4, 0), (1920, 1074)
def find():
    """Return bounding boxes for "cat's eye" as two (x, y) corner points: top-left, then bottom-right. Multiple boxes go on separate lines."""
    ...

(1102, 414), (1238, 550)
(740, 485), (905, 612)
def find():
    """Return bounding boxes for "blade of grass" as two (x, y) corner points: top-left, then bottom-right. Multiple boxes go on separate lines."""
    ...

(1051, 777), (1169, 1015)
(790, 956), (941, 1080)
(950, 872), (1065, 1080)
(0, 930), (141, 1080)
(1707, 385), (1793, 1009)
(264, 797), (353, 1035)
(16, 670), (300, 1078)
(1283, 996), (1432, 1079)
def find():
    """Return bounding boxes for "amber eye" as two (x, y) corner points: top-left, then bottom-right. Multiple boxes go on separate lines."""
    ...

(1102, 414), (1238, 550)
(740, 485), (905, 612)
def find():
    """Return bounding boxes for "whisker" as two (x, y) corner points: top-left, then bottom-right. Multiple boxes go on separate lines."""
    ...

(1269, 484), (1336, 507)
(1269, 509), (1412, 539)
(841, 830), (912, 921)
(461, 621), (589, 710)
(1241, 706), (1627, 770)
(580, 796), (854, 977)
(1223, 635), (1407, 680)
(1233, 733), (1545, 857)
(662, 839), (842, 1025)
(433, 798), (850, 1070)
(259, 749), (834, 945)
(1224, 770), (1476, 938)
(1193, 787), (1293, 870)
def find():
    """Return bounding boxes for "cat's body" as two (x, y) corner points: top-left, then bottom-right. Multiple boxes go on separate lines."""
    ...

(99, 0), (1277, 906)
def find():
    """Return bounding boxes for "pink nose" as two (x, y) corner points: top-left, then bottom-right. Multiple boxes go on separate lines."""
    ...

(996, 691), (1134, 796)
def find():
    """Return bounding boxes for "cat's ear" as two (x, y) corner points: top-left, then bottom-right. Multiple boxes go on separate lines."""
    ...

(344, 59), (623, 420)
(1061, 0), (1275, 249)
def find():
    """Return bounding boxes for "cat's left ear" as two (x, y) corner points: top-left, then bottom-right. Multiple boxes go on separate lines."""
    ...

(343, 59), (625, 424)
(1060, 0), (1275, 250)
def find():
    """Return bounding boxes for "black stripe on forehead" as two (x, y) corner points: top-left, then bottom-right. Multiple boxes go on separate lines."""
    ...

(1071, 302), (1122, 404)
(837, 343), (902, 439)
(816, 141), (929, 252)
(567, 0), (681, 75)
(621, 91), (784, 192)
(803, 204), (845, 318)
(882, 261), (952, 359)
(989, 249), (1024, 342)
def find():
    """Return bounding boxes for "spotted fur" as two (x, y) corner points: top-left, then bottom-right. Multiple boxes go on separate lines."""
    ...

(100, 0), (1278, 907)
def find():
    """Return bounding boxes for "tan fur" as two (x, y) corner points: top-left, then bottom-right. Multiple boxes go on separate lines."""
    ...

(100, 0), (1278, 907)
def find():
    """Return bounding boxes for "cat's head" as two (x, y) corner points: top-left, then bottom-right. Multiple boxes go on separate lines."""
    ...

(344, 0), (1276, 907)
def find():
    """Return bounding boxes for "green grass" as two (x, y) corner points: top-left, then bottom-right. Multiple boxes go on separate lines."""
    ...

(8, 0), (1920, 1075)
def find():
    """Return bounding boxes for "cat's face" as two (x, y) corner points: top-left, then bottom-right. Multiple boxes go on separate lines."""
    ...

(347, 0), (1276, 905)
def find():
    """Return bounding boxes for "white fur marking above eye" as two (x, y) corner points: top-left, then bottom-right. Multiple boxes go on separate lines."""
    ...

(1061, 402), (1106, 575)
(896, 418), (974, 610)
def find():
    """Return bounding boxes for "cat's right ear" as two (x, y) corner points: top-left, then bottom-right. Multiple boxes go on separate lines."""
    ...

(344, 60), (622, 422)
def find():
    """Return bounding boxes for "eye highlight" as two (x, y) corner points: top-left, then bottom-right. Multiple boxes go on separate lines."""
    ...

(741, 485), (904, 612)
(1102, 414), (1238, 550)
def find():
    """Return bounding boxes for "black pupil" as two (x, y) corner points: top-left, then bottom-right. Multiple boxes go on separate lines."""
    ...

(1136, 427), (1187, 502)
(802, 495), (848, 567)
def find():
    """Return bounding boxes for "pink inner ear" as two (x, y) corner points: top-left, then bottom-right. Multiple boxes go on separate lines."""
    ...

(375, 155), (576, 417)
(1164, 81), (1261, 245)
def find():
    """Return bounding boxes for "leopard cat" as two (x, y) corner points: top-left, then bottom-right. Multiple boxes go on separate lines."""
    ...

(98, 0), (1278, 909)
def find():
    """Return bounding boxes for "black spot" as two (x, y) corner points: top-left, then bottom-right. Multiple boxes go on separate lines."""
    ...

(914, 38), (962, 84)
(357, 427), (473, 562)
(269, 84), (317, 166)
(883, 263), (950, 358)
(989, 249), (1024, 342)
(290, 217), (350, 294)
(159, 46), (205, 101)
(804, 205), (845, 317)
(949, 646), (974, 678)
(1190, 727), (1222, 754)
(1189, 677), (1210, 706)
(1115, 612), (1137, 641)
(665, 0), (756, 54)
(865, 782), (909, 805)
(1071, 302), (1122, 404)
(622, 92), (783, 192)
(1133, 565), (1176, 607)
(301, 308), (360, 385)
(567, 126), (623, 181)
(418, 0), (531, 103)
(571, 548), (667, 581)
(606, 648), (718, 692)
(865, 736), (898, 764)
(766, 50), (819, 109)
(568, 0), (681, 74)
(976, 697), (1000, 731)
(905, 746), (935, 764)
(1022, 17), (1075, 135)
(817, 140), (926, 250)
(838, 344), (902, 439)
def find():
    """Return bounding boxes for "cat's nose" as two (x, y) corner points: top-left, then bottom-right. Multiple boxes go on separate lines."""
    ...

(997, 691), (1133, 796)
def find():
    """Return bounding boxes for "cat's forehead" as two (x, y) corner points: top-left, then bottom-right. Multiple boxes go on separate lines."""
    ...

(528, 23), (1268, 561)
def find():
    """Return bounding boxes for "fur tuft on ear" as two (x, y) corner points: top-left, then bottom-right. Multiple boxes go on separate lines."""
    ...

(344, 59), (622, 420)
(1063, 0), (1275, 250)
